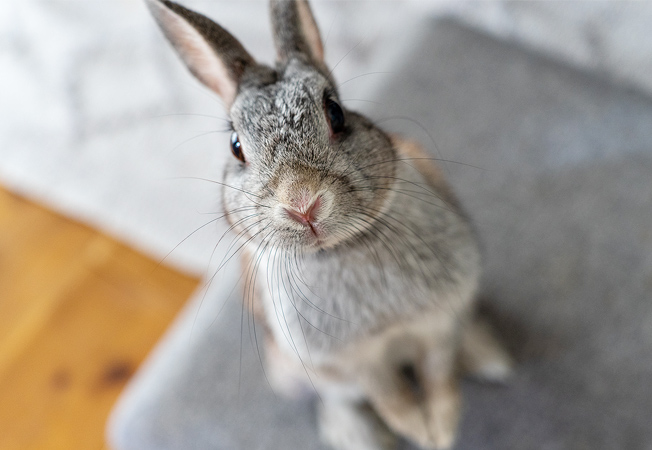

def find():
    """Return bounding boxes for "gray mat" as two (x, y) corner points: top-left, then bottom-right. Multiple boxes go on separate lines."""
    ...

(108, 20), (652, 450)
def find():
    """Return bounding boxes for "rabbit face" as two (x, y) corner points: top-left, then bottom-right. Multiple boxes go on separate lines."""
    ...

(143, 0), (398, 252)
(223, 60), (397, 252)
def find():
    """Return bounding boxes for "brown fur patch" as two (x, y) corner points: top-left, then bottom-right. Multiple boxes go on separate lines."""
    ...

(391, 135), (461, 210)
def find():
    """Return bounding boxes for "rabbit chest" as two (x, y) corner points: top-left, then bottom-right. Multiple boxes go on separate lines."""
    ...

(249, 171), (481, 362)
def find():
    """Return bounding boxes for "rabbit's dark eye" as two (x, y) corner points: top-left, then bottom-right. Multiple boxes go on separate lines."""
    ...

(325, 99), (345, 135)
(230, 131), (245, 163)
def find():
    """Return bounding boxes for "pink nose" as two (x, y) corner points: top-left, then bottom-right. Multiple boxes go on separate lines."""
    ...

(285, 195), (321, 227)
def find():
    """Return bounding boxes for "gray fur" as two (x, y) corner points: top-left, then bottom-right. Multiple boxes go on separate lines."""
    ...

(222, 56), (479, 354)
(148, 1), (502, 448)
(239, 160), (480, 355)
(270, 0), (327, 74)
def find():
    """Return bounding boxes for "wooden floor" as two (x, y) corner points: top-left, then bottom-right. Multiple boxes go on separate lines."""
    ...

(0, 188), (200, 449)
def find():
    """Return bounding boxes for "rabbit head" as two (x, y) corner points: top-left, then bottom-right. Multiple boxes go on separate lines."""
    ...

(147, 0), (397, 252)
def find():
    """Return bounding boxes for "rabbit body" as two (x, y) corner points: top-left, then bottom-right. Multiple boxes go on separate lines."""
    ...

(246, 151), (480, 360)
(146, 1), (512, 448)
(246, 139), (482, 450)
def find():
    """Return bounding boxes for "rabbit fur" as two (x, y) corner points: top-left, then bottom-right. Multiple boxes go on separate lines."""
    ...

(146, 1), (513, 448)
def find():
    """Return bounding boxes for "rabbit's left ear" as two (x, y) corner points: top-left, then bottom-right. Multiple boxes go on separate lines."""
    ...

(270, 0), (325, 70)
(146, 0), (256, 108)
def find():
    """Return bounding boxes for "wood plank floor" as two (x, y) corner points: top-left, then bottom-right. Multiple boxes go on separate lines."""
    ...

(0, 188), (200, 449)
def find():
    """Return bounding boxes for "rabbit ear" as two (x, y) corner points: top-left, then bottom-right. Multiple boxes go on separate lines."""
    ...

(146, 0), (255, 108)
(270, 0), (325, 69)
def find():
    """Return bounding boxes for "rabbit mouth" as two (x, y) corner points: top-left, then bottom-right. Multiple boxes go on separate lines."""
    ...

(293, 221), (329, 249)
(287, 219), (339, 251)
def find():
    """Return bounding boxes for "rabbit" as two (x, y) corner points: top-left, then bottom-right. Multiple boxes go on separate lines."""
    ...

(146, 0), (513, 449)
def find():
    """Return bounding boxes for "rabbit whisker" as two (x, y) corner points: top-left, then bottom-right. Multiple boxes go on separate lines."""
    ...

(167, 130), (228, 155)
(173, 176), (266, 200)
(153, 112), (230, 123)
(337, 71), (393, 89)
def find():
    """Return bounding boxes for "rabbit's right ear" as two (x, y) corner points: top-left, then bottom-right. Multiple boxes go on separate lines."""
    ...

(270, 0), (326, 71)
(146, 0), (255, 108)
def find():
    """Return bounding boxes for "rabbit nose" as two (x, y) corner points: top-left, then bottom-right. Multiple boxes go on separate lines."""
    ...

(284, 195), (321, 227)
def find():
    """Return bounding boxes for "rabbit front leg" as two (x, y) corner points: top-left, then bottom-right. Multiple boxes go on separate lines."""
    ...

(363, 365), (460, 450)
(318, 395), (398, 450)
(459, 316), (514, 383)
(354, 314), (463, 450)
(263, 328), (398, 449)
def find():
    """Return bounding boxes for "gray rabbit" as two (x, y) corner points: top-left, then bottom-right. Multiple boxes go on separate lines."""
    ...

(146, 1), (513, 448)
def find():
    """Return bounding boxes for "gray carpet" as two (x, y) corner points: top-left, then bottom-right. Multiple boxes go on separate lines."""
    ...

(108, 20), (652, 450)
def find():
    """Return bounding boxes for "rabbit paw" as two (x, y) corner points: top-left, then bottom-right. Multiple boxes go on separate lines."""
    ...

(460, 317), (514, 383)
(318, 399), (397, 450)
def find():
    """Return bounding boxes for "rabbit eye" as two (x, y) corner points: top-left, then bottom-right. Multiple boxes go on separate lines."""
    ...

(325, 99), (345, 135)
(230, 131), (245, 163)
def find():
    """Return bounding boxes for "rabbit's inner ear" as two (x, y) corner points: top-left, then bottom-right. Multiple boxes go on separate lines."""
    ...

(147, 0), (255, 108)
(295, 0), (324, 62)
(271, 0), (325, 69)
